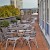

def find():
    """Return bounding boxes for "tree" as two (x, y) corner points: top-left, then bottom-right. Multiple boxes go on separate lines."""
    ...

(0, 5), (20, 18)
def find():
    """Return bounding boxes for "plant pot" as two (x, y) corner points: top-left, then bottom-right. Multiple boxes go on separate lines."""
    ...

(17, 20), (20, 24)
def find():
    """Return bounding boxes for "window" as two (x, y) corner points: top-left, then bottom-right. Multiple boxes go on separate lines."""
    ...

(45, 0), (49, 23)
(11, 1), (14, 5)
(47, 8), (49, 22)
(42, 21), (44, 29)
(45, 23), (49, 35)
(16, 1), (17, 5)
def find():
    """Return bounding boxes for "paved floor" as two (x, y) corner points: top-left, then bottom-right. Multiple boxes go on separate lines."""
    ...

(34, 21), (49, 50)
(0, 21), (49, 50)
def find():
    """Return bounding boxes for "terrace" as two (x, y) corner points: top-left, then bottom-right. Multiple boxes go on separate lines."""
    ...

(0, 16), (49, 50)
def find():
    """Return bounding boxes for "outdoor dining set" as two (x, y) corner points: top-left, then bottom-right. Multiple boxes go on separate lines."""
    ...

(0, 18), (38, 50)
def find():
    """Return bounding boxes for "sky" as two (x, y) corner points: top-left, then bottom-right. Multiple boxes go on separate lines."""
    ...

(0, 0), (10, 6)
(23, 0), (38, 8)
(0, 0), (38, 8)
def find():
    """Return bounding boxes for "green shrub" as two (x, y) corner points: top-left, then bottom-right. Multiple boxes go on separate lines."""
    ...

(11, 20), (17, 23)
(0, 20), (9, 27)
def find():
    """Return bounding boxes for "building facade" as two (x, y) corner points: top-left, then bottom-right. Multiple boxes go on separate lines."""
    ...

(10, 0), (23, 9)
(38, 0), (50, 46)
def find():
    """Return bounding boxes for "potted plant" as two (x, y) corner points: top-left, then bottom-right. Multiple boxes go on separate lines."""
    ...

(0, 20), (9, 35)
(16, 16), (21, 20)
(1, 20), (9, 27)
(16, 16), (21, 24)
(11, 20), (17, 24)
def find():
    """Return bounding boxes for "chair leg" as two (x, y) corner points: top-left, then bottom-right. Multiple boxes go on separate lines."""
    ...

(13, 41), (16, 50)
(5, 41), (8, 50)
(34, 38), (38, 48)
(28, 41), (31, 50)
(30, 40), (35, 47)
(23, 40), (28, 46)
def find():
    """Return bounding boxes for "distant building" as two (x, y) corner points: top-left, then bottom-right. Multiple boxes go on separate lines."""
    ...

(38, 0), (50, 46)
(10, 0), (23, 9)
